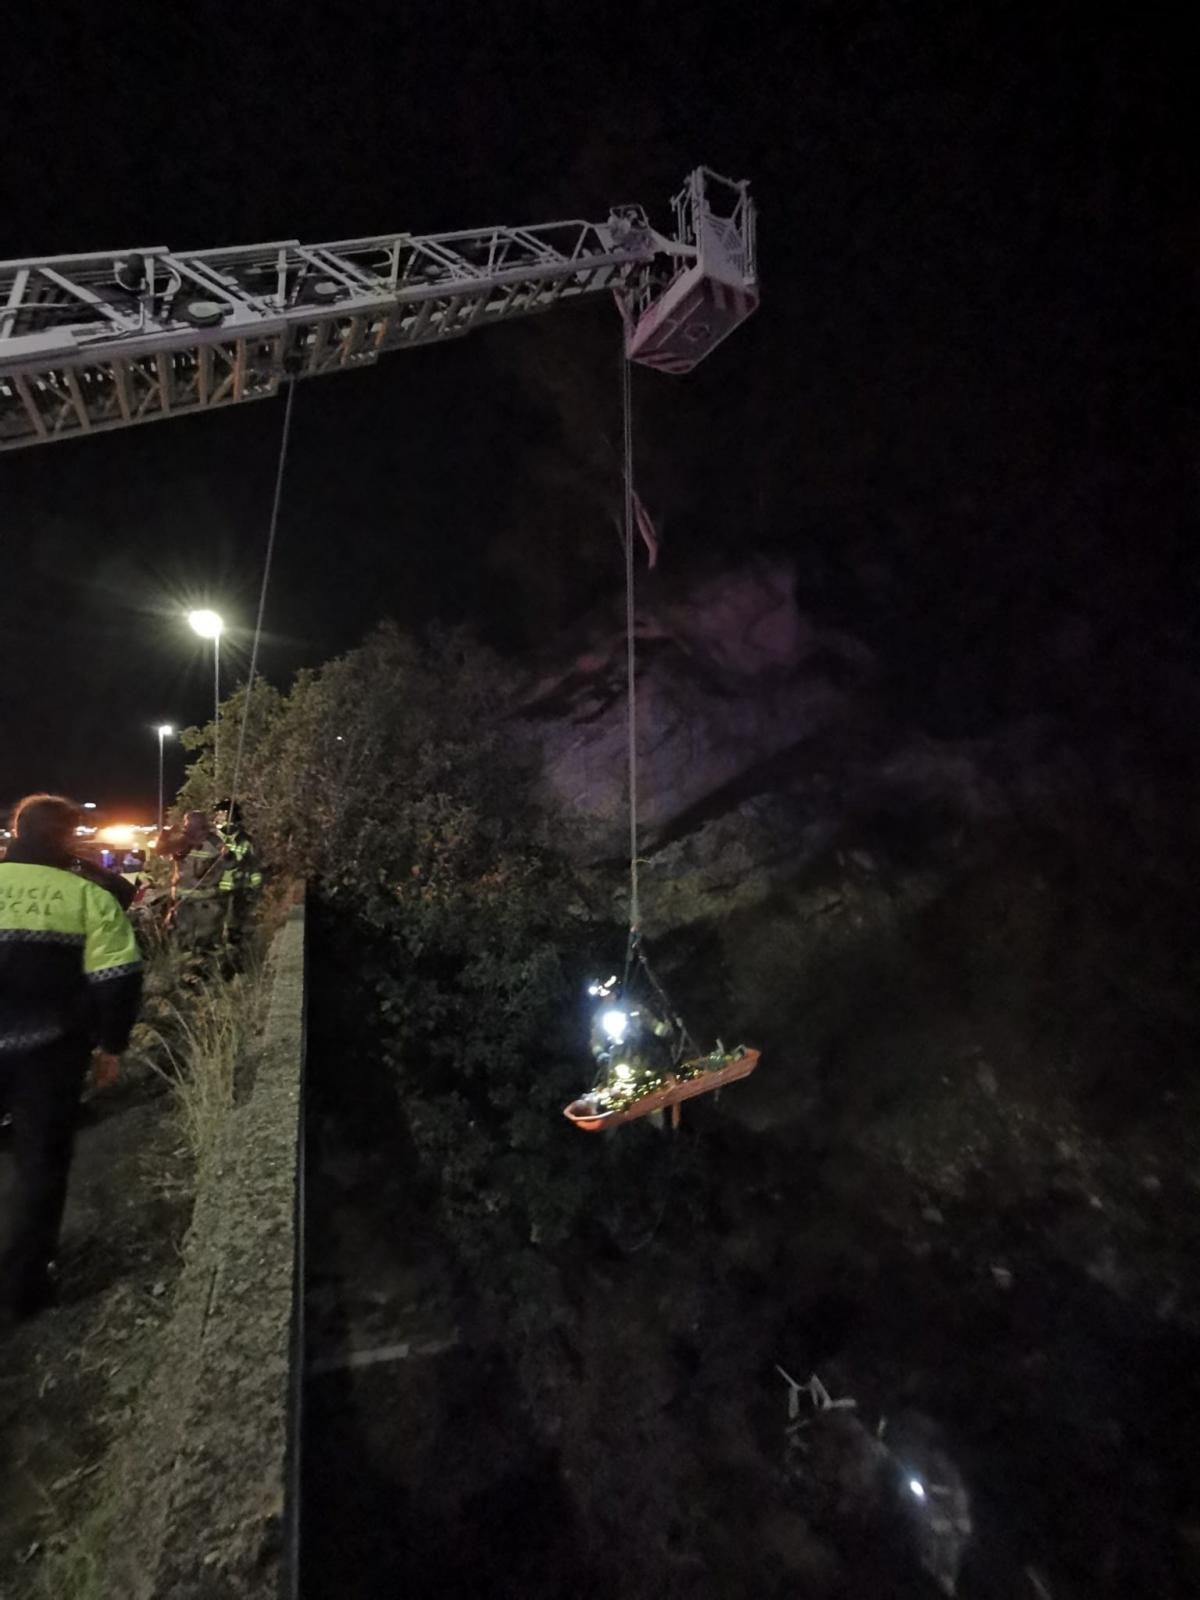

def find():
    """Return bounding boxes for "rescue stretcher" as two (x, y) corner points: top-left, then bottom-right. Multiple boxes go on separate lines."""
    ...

(563, 1046), (761, 1132)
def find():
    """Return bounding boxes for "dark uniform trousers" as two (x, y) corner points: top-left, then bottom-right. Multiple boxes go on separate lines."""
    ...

(0, 1036), (91, 1308)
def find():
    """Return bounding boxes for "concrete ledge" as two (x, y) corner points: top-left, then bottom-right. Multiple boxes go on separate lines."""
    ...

(114, 899), (306, 1599)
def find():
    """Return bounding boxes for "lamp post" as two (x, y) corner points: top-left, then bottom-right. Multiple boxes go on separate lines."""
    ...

(187, 609), (225, 786)
(155, 725), (174, 836)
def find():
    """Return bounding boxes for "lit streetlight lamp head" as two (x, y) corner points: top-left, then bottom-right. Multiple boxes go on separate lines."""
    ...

(156, 724), (174, 739)
(187, 609), (224, 640)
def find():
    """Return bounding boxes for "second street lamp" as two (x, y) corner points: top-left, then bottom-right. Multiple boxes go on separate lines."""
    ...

(155, 725), (174, 836)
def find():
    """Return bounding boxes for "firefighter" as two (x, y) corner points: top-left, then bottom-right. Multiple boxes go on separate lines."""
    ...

(0, 795), (143, 1325)
(588, 978), (676, 1091)
(166, 810), (227, 951)
(214, 800), (263, 958)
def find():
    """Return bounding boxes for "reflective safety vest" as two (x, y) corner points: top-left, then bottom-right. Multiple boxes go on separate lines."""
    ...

(0, 861), (143, 1054)
(217, 831), (262, 895)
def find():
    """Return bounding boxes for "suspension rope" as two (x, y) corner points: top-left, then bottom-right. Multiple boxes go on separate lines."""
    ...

(621, 346), (640, 943)
(228, 375), (296, 816)
(616, 343), (698, 1059)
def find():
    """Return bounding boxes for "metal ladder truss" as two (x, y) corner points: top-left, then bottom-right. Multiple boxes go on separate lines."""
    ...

(0, 170), (757, 450)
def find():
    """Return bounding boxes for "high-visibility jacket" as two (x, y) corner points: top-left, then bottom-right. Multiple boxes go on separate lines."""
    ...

(217, 829), (262, 895)
(72, 852), (137, 911)
(0, 852), (143, 1056)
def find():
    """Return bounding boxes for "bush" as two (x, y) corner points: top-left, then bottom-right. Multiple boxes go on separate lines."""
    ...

(178, 623), (663, 1306)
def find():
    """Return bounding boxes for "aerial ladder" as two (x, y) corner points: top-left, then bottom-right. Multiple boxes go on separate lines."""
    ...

(0, 166), (762, 1132)
(0, 169), (756, 451)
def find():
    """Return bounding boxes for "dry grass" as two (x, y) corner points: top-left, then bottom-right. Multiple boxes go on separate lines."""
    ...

(138, 952), (269, 1170)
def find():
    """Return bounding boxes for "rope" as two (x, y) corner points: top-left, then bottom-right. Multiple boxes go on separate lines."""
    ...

(637, 940), (697, 1063)
(622, 347), (640, 940)
(616, 345), (700, 1063)
(228, 376), (296, 816)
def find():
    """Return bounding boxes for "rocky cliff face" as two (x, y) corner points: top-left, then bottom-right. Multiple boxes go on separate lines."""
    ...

(517, 559), (874, 857)
(516, 558), (1104, 939)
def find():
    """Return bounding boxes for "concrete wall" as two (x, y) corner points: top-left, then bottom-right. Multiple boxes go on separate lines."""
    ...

(114, 898), (306, 1599)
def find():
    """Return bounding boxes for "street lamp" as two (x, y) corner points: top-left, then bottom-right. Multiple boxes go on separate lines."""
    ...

(155, 725), (174, 836)
(187, 609), (225, 784)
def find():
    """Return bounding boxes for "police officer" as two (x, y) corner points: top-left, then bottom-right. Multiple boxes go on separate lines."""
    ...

(72, 850), (137, 912)
(0, 794), (143, 1325)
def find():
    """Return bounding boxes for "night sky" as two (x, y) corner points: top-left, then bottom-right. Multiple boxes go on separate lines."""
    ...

(1, 4), (1191, 814)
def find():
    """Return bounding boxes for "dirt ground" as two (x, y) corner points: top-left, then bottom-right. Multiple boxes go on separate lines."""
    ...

(0, 1070), (193, 1599)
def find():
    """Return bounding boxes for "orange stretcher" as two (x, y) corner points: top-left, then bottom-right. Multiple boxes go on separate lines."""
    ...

(563, 1046), (761, 1132)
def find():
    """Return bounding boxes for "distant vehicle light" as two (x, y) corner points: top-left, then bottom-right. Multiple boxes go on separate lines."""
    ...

(98, 824), (137, 846)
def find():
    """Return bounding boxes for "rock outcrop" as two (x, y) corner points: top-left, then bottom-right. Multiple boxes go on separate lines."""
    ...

(518, 558), (874, 856)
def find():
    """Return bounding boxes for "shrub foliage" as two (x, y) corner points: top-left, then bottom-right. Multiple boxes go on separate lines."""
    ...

(177, 624), (671, 1303)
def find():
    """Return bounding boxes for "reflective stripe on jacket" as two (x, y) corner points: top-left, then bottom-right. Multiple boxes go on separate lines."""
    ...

(173, 842), (225, 902)
(217, 830), (261, 894)
(0, 861), (143, 1054)
(217, 835), (241, 893)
